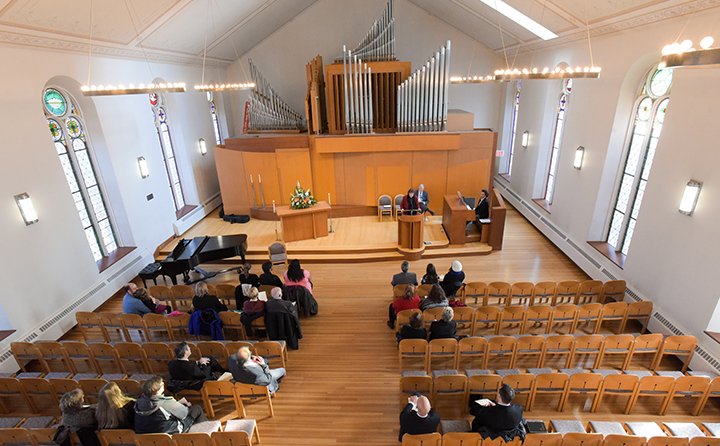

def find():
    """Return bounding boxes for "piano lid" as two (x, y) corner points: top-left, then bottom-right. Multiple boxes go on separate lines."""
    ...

(165, 236), (209, 261)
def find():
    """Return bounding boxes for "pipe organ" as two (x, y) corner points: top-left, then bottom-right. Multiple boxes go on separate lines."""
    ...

(345, 0), (395, 62)
(246, 59), (306, 132)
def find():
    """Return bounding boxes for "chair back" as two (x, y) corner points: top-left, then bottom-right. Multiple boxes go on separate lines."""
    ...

(98, 429), (136, 446)
(400, 376), (433, 396)
(602, 435), (644, 446)
(149, 285), (173, 301)
(219, 312), (246, 340)
(142, 342), (174, 374)
(555, 280), (580, 305)
(143, 314), (172, 341)
(562, 433), (603, 446)
(10, 342), (42, 372)
(468, 374), (502, 396)
(453, 307), (475, 334)
(197, 342), (230, 369)
(577, 280), (603, 304)
(114, 342), (149, 375)
(174, 433), (214, 446)
(201, 380), (241, 419)
(234, 382), (274, 417)
(464, 282), (488, 305)
(268, 242), (288, 266)
(497, 306), (526, 334)
(472, 306), (500, 335)
(36, 341), (72, 374)
(0, 429), (31, 446)
(509, 282), (534, 306)
(456, 337), (488, 370)
(89, 342), (124, 374)
(396, 309), (421, 331)
(601, 280), (627, 303)
(441, 432), (482, 446)
(401, 432), (442, 446)
(134, 433), (174, 446)
(167, 313), (191, 340)
(399, 339), (429, 371)
(486, 281), (511, 306)
(76, 311), (108, 342)
(62, 341), (98, 374)
(532, 282), (557, 305)
(523, 433), (563, 446)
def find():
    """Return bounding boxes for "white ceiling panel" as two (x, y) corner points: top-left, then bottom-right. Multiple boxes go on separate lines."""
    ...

(549, 0), (661, 23)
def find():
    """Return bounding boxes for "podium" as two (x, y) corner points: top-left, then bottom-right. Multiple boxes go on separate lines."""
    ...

(276, 201), (330, 242)
(397, 213), (424, 260)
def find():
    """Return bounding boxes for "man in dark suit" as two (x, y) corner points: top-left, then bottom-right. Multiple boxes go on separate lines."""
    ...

(265, 287), (303, 349)
(391, 261), (418, 287)
(470, 384), (525, 441)
(228, 346), (285, 394)
(474, 189), (490, 234)
(399, 394), (440, 441)
(417, 184), (434, 216)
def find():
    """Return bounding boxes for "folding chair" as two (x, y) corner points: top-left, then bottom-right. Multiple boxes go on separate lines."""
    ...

(98, 312), (129, 342)
(576, 303), (603, 334)
(626, 375), (675, 415)
(62, 341), (99, 374)
(134, 433), (173, 446)
(171, 285), (194, 312)
(523, 305), (553, 335)
(501, 373), (534, 406)
(563, 433), (603, 446)
(601, 280), (626, 303)
(647, 438), (689, 446)
(254, 341), (286, 370)
(19, 377), (58, 415)
(35, 341), (74, 374)
(485, 336), (517, 370)
(528, 372), (569, 411)
(401, 432), (442, 446)
(400, 376), (433, 406)
(97, 429), (136, 446)
(472, 307), (500, 336)
(621, 301), (653, 333)
(697, 376), (720, 415)
(628, 333), (663, 369)
(167, 313), (191, 341)
(598, 302), (628, 334)
(113, 379), (141, 398)
(76, 311), (108, 342)
(496, 306), (526, 335)
(455, 337), (487, 371)
(149, 285), (174, 302)
(422, 308), (445, 329)
(431, 374), (468, 412)
(453, 307), (475, 336)
(395, 309), (420, 331)
(511, 336), (545, 369)
(532, 282), (557, 305)
(441, 432), (483, 446)
(690, 438), (720, 446)
(201, 381), (242, 420)
(486, 282), (511, 306)
(0, 428), (32, 446)
(197, 342), (230, 370)
(468, 374), (501, 400)
(597, 334), (635, 370)
(142, 343), (175, 375)
(417, 285), (433, 298)
(555, 281), (580, 305)
(560, 372), (603, 412)
(143, 314), (173, 342)
(88, 343), (124, 375)
(550, 305), (578, 334)
(662, 375), (710, 416)
(10, 342), (43, 373)
(219, 311), (247, 340)
(399, 339), (429, 372)
(215, 284), (237, 310)
(428, 339), (458, 372)
(523, 434), (563, 446)
(540, 335), (574, 369)
(509, 282), (534, 306)
(234, 383), (273, 418)
(464, 282), (488, 305)
(570, 335), (604, 369)
(48, 378), (80, 403)
(213, 419), (260, 445)
(653, 335), (696, 373)
(602, 435), (645, 446)
(114, 342), (150, 376)
(119, 314), (150, 342)
(576, 280), (604, 305)
(79, 378), (108, 404)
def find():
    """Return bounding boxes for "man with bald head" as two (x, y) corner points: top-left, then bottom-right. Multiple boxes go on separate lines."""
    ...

(228, 346), (285, 394)
(399, 393), (440, 441)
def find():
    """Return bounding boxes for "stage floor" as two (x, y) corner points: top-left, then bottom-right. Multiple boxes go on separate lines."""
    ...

(158, 209), (491, 263)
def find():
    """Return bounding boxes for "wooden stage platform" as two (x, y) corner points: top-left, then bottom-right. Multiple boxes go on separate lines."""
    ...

(158, 209), (492, 263)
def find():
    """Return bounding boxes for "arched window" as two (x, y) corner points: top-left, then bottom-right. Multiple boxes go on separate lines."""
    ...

(43, 87), (118, 261)
(150, 93), (186, 212)
(543, 78), (572, 204)
(207, 92), (223, 145)
(607, 65), (672, 255)
(504, 81), (521, 176)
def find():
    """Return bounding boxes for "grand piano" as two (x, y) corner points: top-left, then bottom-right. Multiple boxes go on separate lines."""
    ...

(145, 234), (248, 285)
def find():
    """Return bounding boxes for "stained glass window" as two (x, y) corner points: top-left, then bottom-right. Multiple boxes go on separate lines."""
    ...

(150, 93), (186, 212)
(43, 88), (118, 262)
(504, 81), (521, 176)
(207, 92), (223, 145)
(607, 65), (672, 254)
(543, 79), (572, 204)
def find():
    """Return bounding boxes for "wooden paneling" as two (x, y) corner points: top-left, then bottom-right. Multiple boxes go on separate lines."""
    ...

(276, 149), (313, 205)
(242, 151), (281, 206)
(411, 151), (448, 213)
(445, 132), (496, 198)
(215, 147), (251, 214)
(376, 151), (412, 200)
(224, 135), (309, 151)
(308, 136), (337, 206)
(314, 132), (462, 153)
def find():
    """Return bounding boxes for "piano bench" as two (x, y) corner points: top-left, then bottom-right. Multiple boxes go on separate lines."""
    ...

(139, 262), (162, 287)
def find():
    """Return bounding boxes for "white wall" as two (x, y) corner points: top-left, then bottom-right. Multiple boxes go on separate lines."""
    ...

(0, 44), (223, 370)
(222, 0), (503, 136)
(495, 8), (720, 365)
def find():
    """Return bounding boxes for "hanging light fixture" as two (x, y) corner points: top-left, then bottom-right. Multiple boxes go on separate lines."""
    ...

(573, 146), (585, 169)
(678, 180), (702, 215)
(661, 36), (720, 69)
(14, 193), (39, 225)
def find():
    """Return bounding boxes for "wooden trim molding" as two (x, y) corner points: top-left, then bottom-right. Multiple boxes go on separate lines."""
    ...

(532, 198), (552, 214)
(587, 241), (626, 269)
(97, 246), (137, 273)
(175, 204), (197, 220)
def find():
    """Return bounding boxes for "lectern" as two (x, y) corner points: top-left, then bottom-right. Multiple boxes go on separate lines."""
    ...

(397, 214), (424, 260)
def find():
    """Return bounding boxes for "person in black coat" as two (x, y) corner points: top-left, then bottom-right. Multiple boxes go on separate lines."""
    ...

(428, 306), (457, 341)
(396, 312), (427, 343)
(475, 189), (490, 220)
(235, 263), (260, 309)
(258, 261), (284, 287)
(265, 287), (303, 349)
(192, 282), (227, 313)
(399, 394), (440, 441)
(441, 260), (466, 298)
(167, 342), (226, 391)
(421, 263), (440, 285)
(470, 384), (525, 442)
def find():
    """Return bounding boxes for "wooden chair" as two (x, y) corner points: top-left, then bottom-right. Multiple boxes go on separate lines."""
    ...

(98, 312), (129, 342)
(628, 333), (663, 369)
(143, 314), (172, 342)
(35, 341), (74, 374)
(393, 194), (404, 219)
(501, 373), (534, 406)
(119, 314), (150, 342)
(197, 342), (230, 370)
(167, 313), (191, 341)
(79, 378), (108, 404)
(399, 339), (429, 372)
(647, 438), (689, 446)
(597, 302), (628, 334)
(523, 433), (563, 446)
(174, 433), (214, 446)
(254, 341), (286, 370)
(441, 432), (483, 446)
(219, 311), (247, 340)
(417, 284), (433, 298)
(653, 335), (696, 373)
(577, 280), (604, 305)
(400, 376), (433, 404)
(98, 429), (136, 446)
(215, 284), (237, 310)
(393, 285), (409, 297)
(201, 380), (242, 420)
(560, 372), (603, 412)
(697, 376), (720, 415)
(602, 435), (645, 446)
(453, 307), (475, 336)
(114, 379), (141, 398)
(428, 338), (458, 372)
(540, 335), (574, 369)
(149, 285), (173, 302)
(690, 438), (720, 446)
(532, 282), (557, 305)
(472, 307), (501, 336)
(31, 427), (65, 446)
(485, 336), (517, 369)
(431, 374), (468, 410)
(401, 432), (442, 446)
(422, 308), (445, 329)
(509, 282), (534, 306)
(234, 382), (273, 418)
(10, 342), (43, 373)
(555, 281), (580, 305)
(528, 372), (569, 411)
(576, 303), (603, 334)
(464, 282), (488, 305)
(135, 433), (174, 446)
(0, 377), (34, 414)
(662, 375), (710, 416)
(562, 433), (603, 446)
(0, 428), (32, 446)
(224, 342), (256, 356)
(467, 374), (502, 400)
(594, 374), (638, 413)
(626, 375), (675, 414)
(395, 309), (420, 332)
(19, 377), (58, 415)
(621, 301), (653, 334)
(455, 337), (487, 371)
(550, 305), (578, 334)
(86, 343), (122, 375)
(523, 305), (553, 335)
(114, 342), (150, 376)
(142, 343), (175, 375)
(62, 341), (99, 374)
(597, 334), (635, 370)
(171, 285), (194, 312)
(601, 280), (627, 303)
(570, 335), (604, 369)
(378, 194), (393, 221)
(510, 336), (545, 369)
(48, 378), (81, 403)
(76, 311), (108, 342)
(486, 282), (511, 306)
(496, 306), (526, 335)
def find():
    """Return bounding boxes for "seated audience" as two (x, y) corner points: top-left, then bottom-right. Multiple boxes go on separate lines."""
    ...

(391, 260), (418, 287)
(235, 263), (260, 309)
(96, 382), (135, 430)
(60, 388), (97, 432)
(135, 376), (207, 434)
(398, 394), (440, 441)
(284, 259), (313, 292)
(396, 312), (427, 343)
(470, 384), (525, 441)
(258, 261), (284, 287)
(400, 188), (420, 215)
(387, 285), (421, 329)
(417, 183), (434, 216)
(421, 263), (440, 285)
(240, 287), (265, 336)
(441, 260), (466, 298)
(134, 287), (169, 314)
(192, 282), (227, 313)
(229, 346), (286, 394)
(428, 306), (457, 341)
(168, 342), (227, 391)
(265, 287), (303, 349)
(419, 284), (449, 311)
(122, 283), (151, 316)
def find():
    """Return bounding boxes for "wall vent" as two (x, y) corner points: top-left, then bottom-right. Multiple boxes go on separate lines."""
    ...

(654, 312), (684, 336)
(0, 351), (12, 363)
(697, 346), (720, 371)
(21, 332), (38, 342)
(39, 282), (106, 333)
(506, 188), (522, 201)
(106, 255), (143, 283)
(540, 217), (567, 240)
(625, 288), (642, 302)
(566, 238), (602, 269)
(602, 268), (618, 280)
(521, 201), (542, 218)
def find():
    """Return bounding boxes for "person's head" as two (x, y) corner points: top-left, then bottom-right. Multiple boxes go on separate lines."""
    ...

(240, 263), (252, 277)
(400, 261), (410, 273)
(451, 260), (463, 273)
(497, 384), (516, 404)
(409, 312), (423, 329)
(134, 288), (149, 300)
(418, 184), (425, 193)
(126, 283), (138, 294)
(195, 282), (209, 297)
(96, 382), (134, 429)
(237, 346), (252, 362)
(248, 287), (259, 301)
(425, 263), (436, 276)
(416, 395), (431, 416)
(141, 376), (165, 397)
(271, 287), (283, 300)
(59, 388), (85, 414)
(287, 259), (304, 282)
(407, 188), (415, 198)
(403, 285), (416, 300)
(427, 284), (446, 303)
(262, 261), (273, 274)
(174, 342), (191, 360)
(480, 189), (489, 200)
(441, 306), (454, 322)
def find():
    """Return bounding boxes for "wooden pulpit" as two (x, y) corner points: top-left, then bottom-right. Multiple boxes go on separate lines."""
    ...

(397, 213), (424, 260)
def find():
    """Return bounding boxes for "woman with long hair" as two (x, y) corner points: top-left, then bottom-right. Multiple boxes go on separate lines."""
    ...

(192, 282), (227, 313)
(419, 284), (449, 311)
(96, 382), (135, 429)
(284, 259), (312, 292)
(421, 263), (440, 285)
(387, 284), (421, 328)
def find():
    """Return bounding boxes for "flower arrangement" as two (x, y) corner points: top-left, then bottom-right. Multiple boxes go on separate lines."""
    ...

(290, 181), (317, 210)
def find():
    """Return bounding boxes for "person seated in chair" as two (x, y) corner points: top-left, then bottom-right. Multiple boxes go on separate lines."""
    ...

(421, 263), (440, 285)
(387, 285), (421, 329)
(258, 261), (283, 288)
(192, 282), (227, 313)
(417, 183), (434, 216)
(474, 189), (490, 234)
(399, 394), (440, 441)
(396, 312), (427, 343)
(168, 342), (227, 391)
(470, 384), (525, 442)
(284, 259), (312, 292)
(240, 287), (265, 337)
(391, 261), (418, 287)
(235, 263), (260, 309)
(441, 260), (466, 298)
(419, 284), (449, 311)
(228, 346), (286, 394)
(400, 188), (420, 215)
(428, 306), (457, 341)
(134, 376), (207, 434)
(122, 282), (151, 316)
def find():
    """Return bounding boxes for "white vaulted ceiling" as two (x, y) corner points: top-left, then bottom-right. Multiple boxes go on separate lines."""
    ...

(0, 0), (718, 65)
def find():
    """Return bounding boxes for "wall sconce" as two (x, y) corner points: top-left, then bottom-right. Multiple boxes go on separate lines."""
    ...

(14, 193), (38, 225)
(573, 146), (585, 169)
(199, 138), (207, 156)
(521, 131), (529, 148)
(678, 180), (702, 215)
(137, 156), (150, 179)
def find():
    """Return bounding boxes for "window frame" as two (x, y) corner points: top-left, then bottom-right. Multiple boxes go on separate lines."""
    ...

(503, 81), (521, 176)
(150, 94), (187, 214)
(541, 79), (572, 205)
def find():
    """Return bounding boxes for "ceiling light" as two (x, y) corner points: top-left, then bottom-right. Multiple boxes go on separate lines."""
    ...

(14, 193), (38, 225)
(137, 156), (149, 178)
(521, 131), (529, 148)
(81, 83), (186, 96)
(450, 66), (601, 83)
(479, 0), (558, 40)
(199, 139), (207, 156)
(678, 180), (702, 216)
(193, 83), (256, 92)
(573, 146), (585, 170)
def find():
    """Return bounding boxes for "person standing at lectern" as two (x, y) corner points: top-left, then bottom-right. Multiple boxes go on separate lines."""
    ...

(400, 188), (420, 215)
(417, 184), (434, 216)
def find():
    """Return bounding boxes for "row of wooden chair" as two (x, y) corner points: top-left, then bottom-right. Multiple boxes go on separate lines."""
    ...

(399, 301), (653, 336)
(10, 340), (287, 377)
(146, 283), (281, 313)
(398, 334), (693, 372)
(394, 280), (627, 306)
(401, 370), (720, 415)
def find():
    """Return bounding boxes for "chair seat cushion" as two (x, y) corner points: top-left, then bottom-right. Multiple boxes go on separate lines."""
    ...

(224, 419), (257, 436)
(589, 421), (626, 436)
(440, 419), (471, 433)
(559, 368), (589, 376)
(44, 372), (72, 379)
(527, 368), (554, 375)
(20, 416), (55, 429)
(656, 371), (685, 379)
(551, 419), (585, 433)
(495, 369), (521, 377)
(73, 373), (100, 380)
(689, 371), (719, 378)
(623, 370), (654, 378)
(465, 369), (492, 377)
(626, 422), (666, 439)
(702, 423), (720, 437)
(401, 371), (429, 378)
(431, 369), (459, 378)
(187, 420), (222, 433)
(664, 423), (706, 439)
(590, 369), (621, 377)
(15, 372), (43, 379)
(0, 417), (23, 428)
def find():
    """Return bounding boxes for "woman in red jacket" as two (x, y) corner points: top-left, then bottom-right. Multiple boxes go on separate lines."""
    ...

(387, 285), (421, 329)
(400, 188), (420, 215)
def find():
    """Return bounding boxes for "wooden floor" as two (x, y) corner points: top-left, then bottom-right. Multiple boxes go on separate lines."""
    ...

(68, 208), (720, 445)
